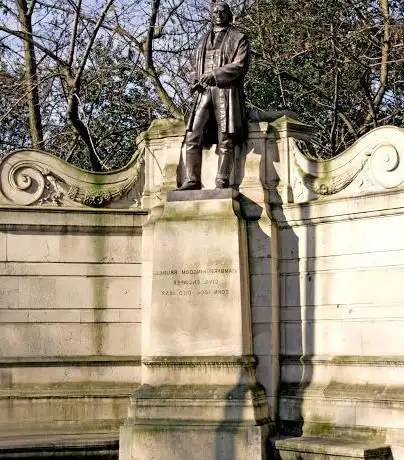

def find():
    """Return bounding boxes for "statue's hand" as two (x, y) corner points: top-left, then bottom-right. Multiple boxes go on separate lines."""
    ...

(191, 82), (205, 94)
(199, 72), (216, 86)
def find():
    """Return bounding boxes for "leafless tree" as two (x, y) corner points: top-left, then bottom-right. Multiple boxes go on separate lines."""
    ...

(1, 0), (115, 170)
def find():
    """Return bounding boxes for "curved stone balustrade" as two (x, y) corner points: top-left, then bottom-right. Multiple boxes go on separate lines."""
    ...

(2, 121), (404, 208)
(0, 148), (143, 208)
(290, 125), (404, 202)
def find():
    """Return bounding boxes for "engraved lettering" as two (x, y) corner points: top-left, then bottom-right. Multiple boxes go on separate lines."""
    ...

(155, 269), (178, 276)
(214, 289), (229, 295)
(174, 279), (201, 286)
(157, 266), (235, 300)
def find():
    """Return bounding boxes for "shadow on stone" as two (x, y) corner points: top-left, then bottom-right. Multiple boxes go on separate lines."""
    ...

(214, 380), (269, 460)
(267, 193), (313, 452)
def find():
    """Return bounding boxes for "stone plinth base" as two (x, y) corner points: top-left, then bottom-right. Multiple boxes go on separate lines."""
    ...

(120, 423), (268, 460)
(119, 424), (268, 460)
(119, 383), (272, 459)
(274, 437), (391, 460)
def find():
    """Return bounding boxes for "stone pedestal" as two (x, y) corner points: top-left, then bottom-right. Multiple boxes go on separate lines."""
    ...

(120, 190), (271, 460)
(275, 437), (391, 460)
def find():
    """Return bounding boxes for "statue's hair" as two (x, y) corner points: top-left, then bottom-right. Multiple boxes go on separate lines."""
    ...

(212, 2), (233, 22)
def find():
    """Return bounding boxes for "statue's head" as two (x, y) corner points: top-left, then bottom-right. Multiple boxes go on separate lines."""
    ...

(211, 2), (233, 27)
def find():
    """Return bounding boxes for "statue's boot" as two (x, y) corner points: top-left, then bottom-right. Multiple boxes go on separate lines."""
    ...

(215, 153), (234, 189)
(178, 149), (202, 190)
(178, 180), (202, 191)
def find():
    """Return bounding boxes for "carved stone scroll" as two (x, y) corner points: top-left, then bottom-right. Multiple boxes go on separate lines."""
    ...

(0, 148), (144, 208)
(290, 125), (404, 202)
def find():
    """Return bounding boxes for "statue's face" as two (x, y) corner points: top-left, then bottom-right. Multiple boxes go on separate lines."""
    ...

(211, 3), (231, 26)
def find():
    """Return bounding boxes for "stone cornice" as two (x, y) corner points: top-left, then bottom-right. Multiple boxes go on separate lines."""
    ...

(0, 384), (138, 399)
(281, 354), (404, 367)
(135, 118), (185, 144)
(142, 355), (257, 368)
(273, 187), (404, 227)
(280, 381), (404, 404)
(0, 356), (141, 367)
(132, 383), (267, 402)
(0, 207), (146, 233)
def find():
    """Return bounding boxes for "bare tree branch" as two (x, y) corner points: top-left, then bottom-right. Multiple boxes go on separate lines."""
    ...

(372, 0), (390, 112)
(75, 0), (115, 83)
(0, 24), (67, 65)
(67, 0), (82, 67)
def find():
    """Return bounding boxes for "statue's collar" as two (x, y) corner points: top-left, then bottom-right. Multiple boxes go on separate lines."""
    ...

(212, 26), (228, 33)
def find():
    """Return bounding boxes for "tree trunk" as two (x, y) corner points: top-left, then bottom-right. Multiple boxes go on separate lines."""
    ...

(64, 69), (102, 171)
(15, 0), (44, 149)
(67, 87), (103, 172)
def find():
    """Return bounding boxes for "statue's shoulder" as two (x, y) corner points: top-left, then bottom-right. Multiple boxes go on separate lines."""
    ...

(228, 25), (248, 42)
(196, 30), (210, 49)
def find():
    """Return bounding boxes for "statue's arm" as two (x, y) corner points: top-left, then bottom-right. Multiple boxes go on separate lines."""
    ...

(212, 36), (250, 88)
(190, 39), (210, 92)
(190, 43), (200, 85)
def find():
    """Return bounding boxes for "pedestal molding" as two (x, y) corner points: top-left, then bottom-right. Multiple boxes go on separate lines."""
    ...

(142, 355), (257, 368)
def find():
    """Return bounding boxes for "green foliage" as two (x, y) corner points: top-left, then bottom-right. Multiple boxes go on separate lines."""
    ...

(0, 0), (157, 170)
(1, 0), (403, 164)
(242, 0), (404, 158)
(44, 42), (159, 170)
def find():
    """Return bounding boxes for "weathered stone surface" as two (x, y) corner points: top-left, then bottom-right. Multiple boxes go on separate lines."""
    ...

(0, 433), (119, 459)
(1, 118), (404, 458)
(0, 206), (144, 442)
(0, 233), (5, 262)
(167, 188), (236, 201)
(120, 191), (270, 459)
(139, 118), (186, 207)
(0, 147), (144, 209)
(290, 126), (404, 203)
(7, 232), (142, 263)
(266, 120), (404, 451)
(121, 424), (269, 460)
(0, 356), (141, 385)
(275, 437), (391, 460)
(146, 193), (253, 358)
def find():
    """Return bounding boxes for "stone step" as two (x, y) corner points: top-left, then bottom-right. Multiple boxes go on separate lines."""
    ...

(0, 433), (118, 459)
(274, 436), (391, 460)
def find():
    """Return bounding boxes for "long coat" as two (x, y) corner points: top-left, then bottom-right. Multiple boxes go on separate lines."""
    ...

(186, 25), (250, 147)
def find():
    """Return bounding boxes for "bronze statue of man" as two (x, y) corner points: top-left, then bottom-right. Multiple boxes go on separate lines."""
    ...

(179, 2), (250, 190)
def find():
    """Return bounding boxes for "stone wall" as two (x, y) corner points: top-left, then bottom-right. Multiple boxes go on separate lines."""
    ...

(277, 192), (404, 430)
(133, 116), (404, 458)
(266, 123), (404, 458)
(0, 152), (146, 441)
(2, 117), (404, 458)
